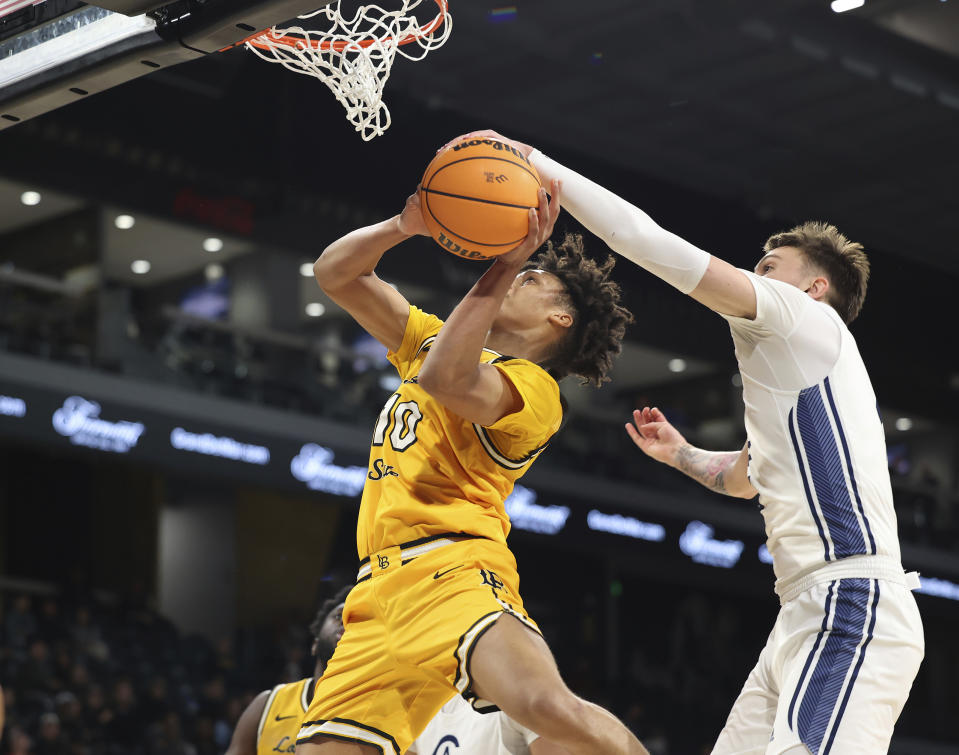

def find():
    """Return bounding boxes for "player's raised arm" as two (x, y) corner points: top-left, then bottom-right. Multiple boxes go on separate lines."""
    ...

(417, 183), (560, 426)
(626, 407), (756, 499)
(312, 192), (430, 352)
(446, 131), (758, 320)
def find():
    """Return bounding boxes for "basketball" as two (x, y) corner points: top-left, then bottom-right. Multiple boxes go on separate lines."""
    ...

(419, 138), (543, 261)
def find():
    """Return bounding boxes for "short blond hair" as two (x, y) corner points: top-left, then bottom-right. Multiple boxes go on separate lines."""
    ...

(764, 221), (869, 323)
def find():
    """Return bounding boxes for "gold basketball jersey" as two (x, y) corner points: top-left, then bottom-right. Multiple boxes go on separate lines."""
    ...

(256, 677), (316, 755)
(356, 305), (563, 559)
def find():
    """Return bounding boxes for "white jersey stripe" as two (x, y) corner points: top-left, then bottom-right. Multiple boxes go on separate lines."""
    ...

(788, 407), (834, 562)
(787, 580), (837, 731)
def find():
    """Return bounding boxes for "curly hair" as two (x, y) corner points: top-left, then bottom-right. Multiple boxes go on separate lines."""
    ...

(525, 233), (634, 386)
(308, 584), (352, 661)
(764, 221), (869, 324)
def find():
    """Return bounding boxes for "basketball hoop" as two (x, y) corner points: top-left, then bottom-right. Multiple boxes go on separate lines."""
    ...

(242, 0), (451, 141)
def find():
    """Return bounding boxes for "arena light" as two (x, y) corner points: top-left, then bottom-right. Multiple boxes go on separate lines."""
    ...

(170, 426), (270, 465)
(0, 394), (27, 418)
(203, 237), (224, 253)
(204, 263), (224, 281)
(895, 417), (913, 432)
(20, 190), (41, 206)
(587, 509), (666, 542)
(114, 214), (135, 230)
(51, 395), (145, 454)
(668, 358), (687, 373)
(830, 0), (864, 12)
(305, 302), (326, 317)
(505, 485), (569, 535)
(130, 259), (151, 274)
(290, 444), (367, 496)
(679, 521), (744, 568)
(300, 262), (314, 277)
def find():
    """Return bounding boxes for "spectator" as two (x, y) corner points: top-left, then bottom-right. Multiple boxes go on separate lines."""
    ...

(146, 711), (196, 755)
(33, 712), (66, 755)
(4, 597), (36, 652)
(104, 678), (143, 748)
(14, 639), (54, 697)
(5, 725), (31, 755)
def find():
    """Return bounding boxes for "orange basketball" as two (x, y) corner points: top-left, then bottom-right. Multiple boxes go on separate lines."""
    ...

(419, 138), (542, 261)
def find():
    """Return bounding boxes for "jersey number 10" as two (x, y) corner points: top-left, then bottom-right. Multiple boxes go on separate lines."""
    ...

(372, 393), (423, 452)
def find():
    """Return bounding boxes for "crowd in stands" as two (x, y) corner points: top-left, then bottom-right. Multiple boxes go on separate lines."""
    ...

(2, 575), (957, 754)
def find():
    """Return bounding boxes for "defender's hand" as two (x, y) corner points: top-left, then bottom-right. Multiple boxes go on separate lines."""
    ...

(439, 129), (535, 161)
(625, 407), (688, 467)
(495, 180), (561, 269)
(397, 191), (430, 237)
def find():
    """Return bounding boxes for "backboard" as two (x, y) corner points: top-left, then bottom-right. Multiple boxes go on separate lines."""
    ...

(0, 0), (333, 129)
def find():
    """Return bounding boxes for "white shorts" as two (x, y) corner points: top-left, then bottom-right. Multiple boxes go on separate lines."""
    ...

(712, 575), (924, 755)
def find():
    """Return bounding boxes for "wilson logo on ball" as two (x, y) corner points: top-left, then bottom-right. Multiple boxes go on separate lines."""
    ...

(437, 233), (491, 261)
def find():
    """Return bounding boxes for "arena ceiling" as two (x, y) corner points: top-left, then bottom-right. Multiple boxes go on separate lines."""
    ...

(391, 0), (959, 276)
(1, 0), (957, 422)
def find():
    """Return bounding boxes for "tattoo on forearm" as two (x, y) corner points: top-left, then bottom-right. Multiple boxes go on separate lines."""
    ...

(675, 444), (740, 495)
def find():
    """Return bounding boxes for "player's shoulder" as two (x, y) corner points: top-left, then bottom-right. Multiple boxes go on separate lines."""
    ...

(740, 268), (808, 302)
(488, 355), (562, 425)
(488, 353), (559, 390)
(268, 676), (315, 711)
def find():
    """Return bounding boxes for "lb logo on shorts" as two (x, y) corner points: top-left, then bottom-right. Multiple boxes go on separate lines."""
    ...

(378, 554), (390, 569)
(479, 569), (504, 590)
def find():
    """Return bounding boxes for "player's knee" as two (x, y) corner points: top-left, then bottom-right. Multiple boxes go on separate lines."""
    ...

(522, 687), (588, 734)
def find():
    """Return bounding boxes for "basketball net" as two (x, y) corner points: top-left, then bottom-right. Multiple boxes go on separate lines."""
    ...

(244, 0), (451, 141)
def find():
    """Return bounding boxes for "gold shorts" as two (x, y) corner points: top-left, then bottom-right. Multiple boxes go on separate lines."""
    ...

(297, 535), (539, 754)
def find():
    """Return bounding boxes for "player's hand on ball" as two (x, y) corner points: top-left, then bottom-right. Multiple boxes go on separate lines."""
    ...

(397, 190), (430, 237)
(625, 407), (688, 467)
(495, 180), (561, 268)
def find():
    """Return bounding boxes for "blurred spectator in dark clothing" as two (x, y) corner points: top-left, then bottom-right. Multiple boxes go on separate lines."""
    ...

(5, 597), (36, 652)
(104, 678), (143, 748)
(5, 725), (31, 755)
(146, 711), (197, 755)
(190, 714), (218, 755)
(142, 677), (172, 729)
(36, 600), (65, 646)
(72, 606), (108, 663)
(15, 640), (54, 697)
(54, 691), (85, 744)
(33, 712), (67, 755)
(82, 683), (108, 731)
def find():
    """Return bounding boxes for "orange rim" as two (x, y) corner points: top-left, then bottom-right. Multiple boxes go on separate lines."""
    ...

(241, 0), (448, 53)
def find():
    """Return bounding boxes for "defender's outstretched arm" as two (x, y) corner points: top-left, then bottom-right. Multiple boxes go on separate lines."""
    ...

(449, 131), (758, 320)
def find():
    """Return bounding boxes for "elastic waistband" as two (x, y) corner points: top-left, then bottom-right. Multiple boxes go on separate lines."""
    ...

(357, 533), (484, 583)
(776, 555), (920, 605)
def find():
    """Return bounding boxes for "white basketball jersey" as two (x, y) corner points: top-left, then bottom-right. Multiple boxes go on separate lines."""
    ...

(722, 272), (901, 590)
(407, 694), (538, 755)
